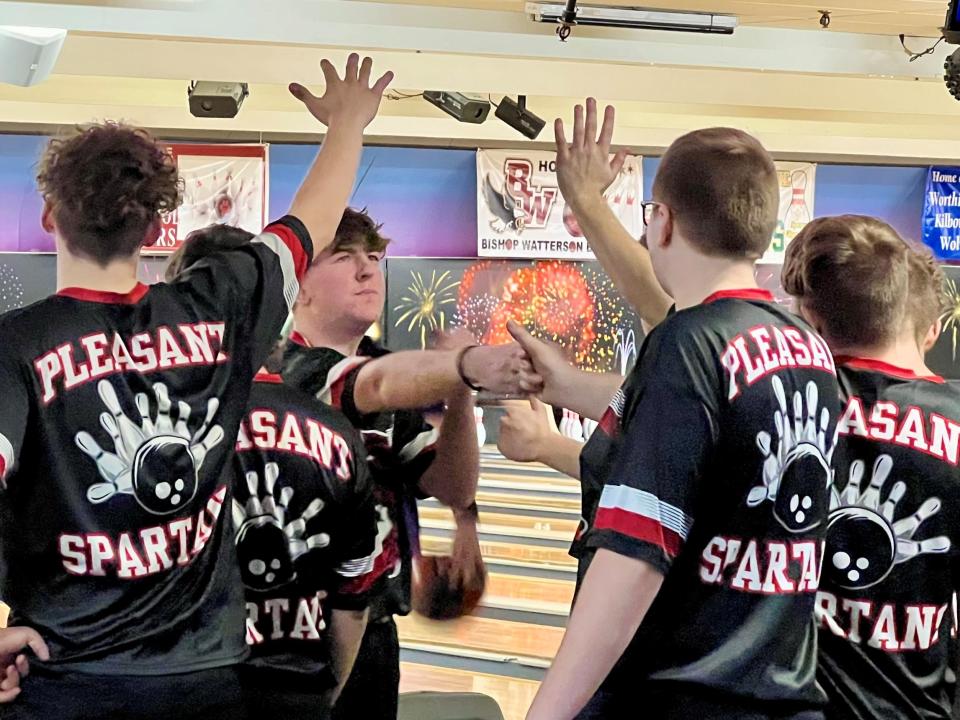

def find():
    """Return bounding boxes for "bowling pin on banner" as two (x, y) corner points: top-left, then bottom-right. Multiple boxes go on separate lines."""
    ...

(783, 170), (812, 237)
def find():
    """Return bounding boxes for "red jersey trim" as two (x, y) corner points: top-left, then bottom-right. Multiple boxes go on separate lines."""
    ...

(57, 283), (149, 305)
(703, 288), (775, 305)
(289, 330), (310, 348)
(593, 506), (683, 558)
(835, 356), (945, 384)
(254, 371), (284, 384)
(264, 221), (310, 281)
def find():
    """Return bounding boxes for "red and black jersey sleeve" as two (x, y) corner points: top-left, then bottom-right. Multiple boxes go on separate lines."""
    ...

(0, 341), (29, 486)
(171, 215), (313, 369)
(323, 435), (378, 610)
(586, 322), (720, 575)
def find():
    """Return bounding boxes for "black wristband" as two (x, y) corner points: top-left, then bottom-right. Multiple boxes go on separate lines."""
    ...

(456, 345), (484, 391)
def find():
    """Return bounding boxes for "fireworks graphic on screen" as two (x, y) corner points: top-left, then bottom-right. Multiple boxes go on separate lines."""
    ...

(579, 265), (632, 371)
(941, 275), (960, 360)
(484, 261), (598, 366)
(0, 264), (25, 313)
(456, 260), (516, 340)
(393, 269), (460, 348)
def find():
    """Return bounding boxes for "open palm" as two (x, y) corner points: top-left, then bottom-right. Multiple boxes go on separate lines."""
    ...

(289, 53), (393, 129)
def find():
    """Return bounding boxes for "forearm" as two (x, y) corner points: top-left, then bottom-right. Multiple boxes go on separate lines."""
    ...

(572, 194), (673, 328)
(542, 371), (623, 422)
(289, 121), (365, 256)
(326, 608), (368, 703)
(527, 550), (663, 720)
(536, 434), (583, 479)
(353, 350), (463, 414)
(417, 390), (479, 509)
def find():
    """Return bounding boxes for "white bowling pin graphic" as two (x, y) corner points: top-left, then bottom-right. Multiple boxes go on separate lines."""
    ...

(474, 406), (486, 448)
(782, 170), (812, 237)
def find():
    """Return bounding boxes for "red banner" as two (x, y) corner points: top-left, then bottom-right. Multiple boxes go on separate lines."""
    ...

(148, 144), (269, 255)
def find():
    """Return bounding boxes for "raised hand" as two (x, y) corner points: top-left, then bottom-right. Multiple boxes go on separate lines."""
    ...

(289, 53), (394, 130)
(0, 626), (49, 703)
(554, 97), (629, 210)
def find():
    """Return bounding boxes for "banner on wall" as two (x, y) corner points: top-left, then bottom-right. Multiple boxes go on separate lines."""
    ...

(761, 162), (817, 264)
(476, 149), (642, 260)
(922, 166), (960, 261)
(147, 144), (269, 255)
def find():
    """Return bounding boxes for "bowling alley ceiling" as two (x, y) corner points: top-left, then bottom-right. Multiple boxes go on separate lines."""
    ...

(365, 0), (946, 38)
(0, 0), (957, 161)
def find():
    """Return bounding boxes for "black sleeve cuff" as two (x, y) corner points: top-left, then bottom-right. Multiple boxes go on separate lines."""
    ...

(586, 530), (672, 576)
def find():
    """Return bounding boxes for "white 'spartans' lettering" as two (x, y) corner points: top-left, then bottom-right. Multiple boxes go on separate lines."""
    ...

(816, 590), (950, 652)
(699, 535), (823, 594)
(35, 323), (229, 404)
(236, 410), (354, 480)
(720, 325), (836, 401)
(245, 591), (328, 645)
(59, 485), (227, 579)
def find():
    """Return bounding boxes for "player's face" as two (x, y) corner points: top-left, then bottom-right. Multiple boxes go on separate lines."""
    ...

(303, 245), (386, 330)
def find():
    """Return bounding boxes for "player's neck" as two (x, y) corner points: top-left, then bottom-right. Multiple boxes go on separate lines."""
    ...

(292, 315), (364, 357)
(56, 249), (140, 294)
(831, 335), (933, 377)
(669, 255), (759, 311)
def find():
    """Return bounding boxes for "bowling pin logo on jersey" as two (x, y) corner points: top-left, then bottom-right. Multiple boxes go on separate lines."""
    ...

(747, 376), (836, 533)
(824, 454), (950, 590)
(233, 462), (330, 591)
(75, 380), (224, 515)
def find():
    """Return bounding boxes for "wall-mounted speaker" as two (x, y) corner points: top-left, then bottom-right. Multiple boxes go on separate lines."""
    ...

(0, 26), (66, 87)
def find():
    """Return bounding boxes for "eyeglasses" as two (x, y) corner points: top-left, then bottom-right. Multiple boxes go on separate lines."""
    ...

(641, 201), (662, 227)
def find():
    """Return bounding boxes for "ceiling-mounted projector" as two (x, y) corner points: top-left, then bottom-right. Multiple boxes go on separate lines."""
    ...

(0, 26), (66, 87)
(526, 2), (737, 35)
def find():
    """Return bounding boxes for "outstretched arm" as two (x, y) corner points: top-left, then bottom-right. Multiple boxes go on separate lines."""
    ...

(288, 54), (393, 256)
(555, 99), (673, 329)
(351, 342), (525, 414)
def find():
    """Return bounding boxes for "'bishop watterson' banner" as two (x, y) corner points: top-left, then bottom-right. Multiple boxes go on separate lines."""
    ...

(477, 149), (643, 259)
(922, 166), (960, 261)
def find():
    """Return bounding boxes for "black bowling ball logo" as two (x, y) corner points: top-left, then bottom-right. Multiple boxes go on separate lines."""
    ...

(824, 455), (950, 590)
(232, 463), (330, 591)
(77, 381), (224, 515)
(748, 378), (836, 534)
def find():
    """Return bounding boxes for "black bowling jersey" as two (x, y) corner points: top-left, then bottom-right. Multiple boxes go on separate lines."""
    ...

(234, 375), (377, 691)
(581, 289), (840, 717)
(281, 334), (437, 620)
(816, 359), (960, 720)
(0, 216), (312, 674)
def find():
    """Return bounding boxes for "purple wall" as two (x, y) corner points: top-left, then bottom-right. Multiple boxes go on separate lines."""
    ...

(0, 134), (931, 257)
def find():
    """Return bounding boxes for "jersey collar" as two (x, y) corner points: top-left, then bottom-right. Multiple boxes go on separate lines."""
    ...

(254, 370), (284, 384)
(835, 355), (945, 384)
(289, 330), (311, 348)
(56, 283), (149, 305)
(702, 288), (775, 305)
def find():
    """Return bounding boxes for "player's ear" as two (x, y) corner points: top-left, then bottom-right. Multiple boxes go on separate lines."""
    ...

(923, 317), (942, 353)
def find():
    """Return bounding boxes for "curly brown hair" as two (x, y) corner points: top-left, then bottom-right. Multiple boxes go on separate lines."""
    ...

(37, 123), (182, 266)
